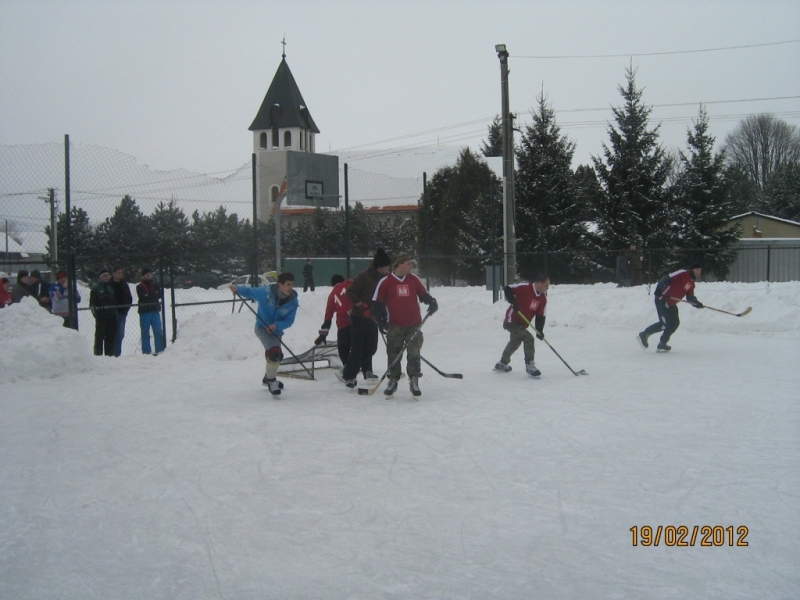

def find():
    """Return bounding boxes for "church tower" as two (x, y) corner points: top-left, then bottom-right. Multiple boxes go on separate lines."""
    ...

(250, 46), (339, 223)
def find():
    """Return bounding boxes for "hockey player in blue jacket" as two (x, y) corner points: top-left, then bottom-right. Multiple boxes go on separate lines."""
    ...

(231, 271), (299, 396)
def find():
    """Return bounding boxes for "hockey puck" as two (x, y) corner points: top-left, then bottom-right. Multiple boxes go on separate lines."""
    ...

(357, 387), (369, 395)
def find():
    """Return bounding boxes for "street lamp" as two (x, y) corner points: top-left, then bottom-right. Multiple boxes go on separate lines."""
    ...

(496, 43), (516, 284)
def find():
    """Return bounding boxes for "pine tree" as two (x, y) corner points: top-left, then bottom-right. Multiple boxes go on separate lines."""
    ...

(53, 206), (95, 277)
(515, 93), (591, 281)
(92, 195), (149, 273)
(418, 148), (501, 284)
(148, 200), (190, 272)
(592, 65), (672, 252)
(189, 206), (243, 272)
(671, 107), (740, 277)
(480, 116), (503, 157)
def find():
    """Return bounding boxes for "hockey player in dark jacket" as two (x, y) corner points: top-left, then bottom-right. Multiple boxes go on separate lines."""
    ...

(339, 248), (392, 389)
(638, 263), (704, 352)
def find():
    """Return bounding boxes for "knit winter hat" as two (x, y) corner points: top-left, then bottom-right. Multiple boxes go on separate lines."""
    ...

(373, 248), (391, 269)
(690, 262), (702, 270)
(99, 270), (111, 278)
(141, 267), (152, 276)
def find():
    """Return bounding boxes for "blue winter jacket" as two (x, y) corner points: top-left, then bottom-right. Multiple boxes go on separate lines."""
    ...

(236, 283), (299, 336)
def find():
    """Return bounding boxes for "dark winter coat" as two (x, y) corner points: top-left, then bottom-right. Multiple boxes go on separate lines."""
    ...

(11, 280), (33, 304)
(136, 279), (162, 314)
(90, 281), (117, 319)
(111, 279), (133, 316)
(346, 262), (384, 320)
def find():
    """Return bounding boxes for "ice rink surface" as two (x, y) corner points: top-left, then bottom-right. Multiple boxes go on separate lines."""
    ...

(2, 282), (798, 599)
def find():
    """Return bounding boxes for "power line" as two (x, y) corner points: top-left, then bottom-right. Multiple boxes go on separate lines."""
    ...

(516, 39), (800, 60)
(333, 96), (800, 153)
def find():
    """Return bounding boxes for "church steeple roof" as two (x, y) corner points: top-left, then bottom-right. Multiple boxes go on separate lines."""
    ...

(249, 58), (320, 133)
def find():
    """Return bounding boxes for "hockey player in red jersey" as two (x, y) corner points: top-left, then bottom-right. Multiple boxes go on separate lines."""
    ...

(494, 273), (550, 378)
(372, 253), (437, 398)
(638, 263), (704, 352)
(315, 274), (354, 364)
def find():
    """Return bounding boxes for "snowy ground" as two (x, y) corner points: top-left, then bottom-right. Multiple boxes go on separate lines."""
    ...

(1, 282), (798, 599)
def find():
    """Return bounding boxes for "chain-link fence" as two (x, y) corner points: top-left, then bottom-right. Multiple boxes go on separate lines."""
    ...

(3, 141), (798, 357)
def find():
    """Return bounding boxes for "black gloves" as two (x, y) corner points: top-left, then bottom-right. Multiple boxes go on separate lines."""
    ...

(503, 285), (518, 311)
(377, 320), (388, 335)
(315, 319), (332, 345)
(534, 315), (546, 340)
(694, 301), (704, 309)
(420, 294), (438, 316)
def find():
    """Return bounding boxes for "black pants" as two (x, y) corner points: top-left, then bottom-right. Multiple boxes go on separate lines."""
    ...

(303, 277), (315, 292)
(337, 326), (352, 365)
(94, 316), (116, 356)
(643, 298), (680, 344)
(342, 317), (378, 380)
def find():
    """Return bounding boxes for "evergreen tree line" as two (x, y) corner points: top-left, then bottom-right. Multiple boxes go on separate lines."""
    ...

(46, 195), (415, 280)
(427, 65), (800, 283)
(44, 65), (798, 286)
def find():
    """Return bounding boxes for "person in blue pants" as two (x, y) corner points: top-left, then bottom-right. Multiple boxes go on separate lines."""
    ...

(136, 268), (165, 355)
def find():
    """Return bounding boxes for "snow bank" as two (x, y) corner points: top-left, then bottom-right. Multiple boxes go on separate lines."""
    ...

(0, 297), (95, 383)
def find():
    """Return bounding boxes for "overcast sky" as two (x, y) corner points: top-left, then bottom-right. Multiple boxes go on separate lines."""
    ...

(1, 0), (798, 175)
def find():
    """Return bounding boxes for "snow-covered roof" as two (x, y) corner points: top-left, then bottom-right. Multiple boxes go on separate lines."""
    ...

(728, 211), (800, 228)
(0, 235), (29, 257)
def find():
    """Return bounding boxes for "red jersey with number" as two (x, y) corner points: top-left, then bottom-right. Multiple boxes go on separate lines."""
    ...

(372, 273), (428, 327)
(324, 279), (353, 329)
(504, 282), (547, 325)
(660, 270), (695, 306)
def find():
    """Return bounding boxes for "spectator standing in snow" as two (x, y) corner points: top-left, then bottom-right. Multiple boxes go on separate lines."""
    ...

(616, 250), (631, 287)
(340, 248), (392, 389)
(29, 270), (52, 310)
(638, 263), (704, 352)
(302, 259), (315, 292)
(627, 243), (643, 286)
(90, 270), (117, 356)
(231, 271), (299, 396)
(11, 270), (33, 304)
(0, 277), (11, 308)
(49, 271), (81, 327)
(110, 266), (133, 357)
(494, 273), (550, 378)
(372, 253), (437, 398)
(315, 274), (354, 364)
(136, 268), (165, 356)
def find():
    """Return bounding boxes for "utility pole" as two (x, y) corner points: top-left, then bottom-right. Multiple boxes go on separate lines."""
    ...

(39, 188), (58, 262)
(495, 44), (516, 285)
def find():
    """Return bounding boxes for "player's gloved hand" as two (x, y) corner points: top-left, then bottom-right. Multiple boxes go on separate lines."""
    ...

(377, 320), (388, 335)
(694, 301), (704, 309)
(314, 328), (329, 345)
(536, 330), (545, 341)
(426, 297), (438, 316)
(512, 303), (520, 312)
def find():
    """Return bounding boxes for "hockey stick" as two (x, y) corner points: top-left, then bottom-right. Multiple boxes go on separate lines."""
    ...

(379, 329), (462, 379)
(365, 314), (430, 395)
(420, 355), (464, 379)
(235, 292), (316, 380)
(516, 310), (588, 376)
(668, 297), (752, 317)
